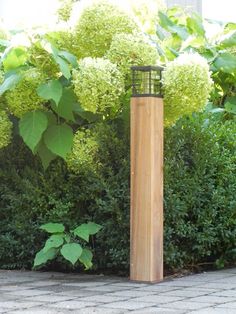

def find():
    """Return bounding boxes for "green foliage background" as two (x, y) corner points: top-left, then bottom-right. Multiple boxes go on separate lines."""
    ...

(0, 1), (235, 273)
(0, 113), (235, 272)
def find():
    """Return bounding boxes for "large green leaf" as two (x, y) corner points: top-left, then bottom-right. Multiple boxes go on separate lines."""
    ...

(2, 47), (28, 71)
(19, 111), (48, 153)
(219, 31), (236, 49)
(44, 124), (73, 159)
(40, 223), (65, 233)
(73, 224), (90, 242)
(37, 140), (57, 170)
(158, 11), (174, 29)
(45, 111), (57, 126)
(0, 73), (22, 96)
(79, 248), (93, 270)
(86, 222), (102, 235)
(37, 80), (63, 106)
(43, 234), (65, 252)
(54, 55), (71, 79)
(51, 89), (76, 121)
(200, 48), (217, 62)
(33, 247), (57, 267)
(44, 41), (71, 79)
(58, 51), (78, 68)
(73, 222), (102, 242)
(186, 15), (205, 36)
(60, 243), (83, 265)
(158, 11), (188, 40)
(168, 25), (189, 40)
(156, 25), (165, 41)
(214, 53), (236, 73)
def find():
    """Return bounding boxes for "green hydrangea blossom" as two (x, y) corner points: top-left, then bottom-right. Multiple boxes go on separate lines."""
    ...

(74, 0), (139, 58)
(57, 0), (74, 22)
(66, 127), (99, 174)
(6, 68), (46, 118)
(28, 41), (60, 77)
(106, 33), (159, 77)
(67, 123), (121, 174)
(162, 53), (213, 127)
(0, 110), (12, 149)
(72, 57), (124, 114)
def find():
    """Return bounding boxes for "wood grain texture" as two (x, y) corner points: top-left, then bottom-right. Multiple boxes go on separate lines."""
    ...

(130, 97), (163, 283)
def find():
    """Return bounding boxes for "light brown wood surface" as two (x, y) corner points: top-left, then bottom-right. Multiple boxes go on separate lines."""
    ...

(130, 96), (163, 283)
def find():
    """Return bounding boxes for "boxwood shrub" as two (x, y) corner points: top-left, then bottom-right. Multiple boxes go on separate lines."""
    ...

(0, 113), (235, 273)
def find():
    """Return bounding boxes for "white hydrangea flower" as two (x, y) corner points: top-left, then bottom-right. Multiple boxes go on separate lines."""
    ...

(72, 57), (125, 114)
(73, 0), (139, 58)
(106, 33), (159, 77)
(66, 128), (99, 174)
(0, 110), (12, 149)
(6, 68), (46, 118)
(162, 53), (213, 127)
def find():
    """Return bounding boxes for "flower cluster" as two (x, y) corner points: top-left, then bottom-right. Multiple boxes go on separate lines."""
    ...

(106, 33), (159, 77)
(66, 127), (99, 174)
(57, 0), (74, 22)
(6, 68), (46, 118)
(74, 0), (139, 58)
(67, 123), (121, 173)
(162, 53), (213, 127)
(72, 57), (124, 114)
(0, 110), (12, 149)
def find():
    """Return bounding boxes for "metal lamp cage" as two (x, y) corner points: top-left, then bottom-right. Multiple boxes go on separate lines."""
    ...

(131, 66), (163, 98)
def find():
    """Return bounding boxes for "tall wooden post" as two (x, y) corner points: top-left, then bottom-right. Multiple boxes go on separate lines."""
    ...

(130, 66), (163, 283)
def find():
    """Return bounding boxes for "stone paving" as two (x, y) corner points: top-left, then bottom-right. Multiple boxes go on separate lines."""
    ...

(0, 268), (236, 313)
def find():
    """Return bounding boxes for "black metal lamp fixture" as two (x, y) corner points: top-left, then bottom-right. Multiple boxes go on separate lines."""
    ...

(131, 66), (163, 98)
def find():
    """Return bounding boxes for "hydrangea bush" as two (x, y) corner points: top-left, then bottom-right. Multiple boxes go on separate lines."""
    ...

(73, 0), (139, 58)
(67, 128), (99, 174)
(5, 68), (46, 118)
(73, 57), (124, 114)
(66, 123), (121, 174)
(0, 110), (12, 149)
(162, 53), (213, 126)
(106, 33), (159, 77)
(0, 0), (220, 171)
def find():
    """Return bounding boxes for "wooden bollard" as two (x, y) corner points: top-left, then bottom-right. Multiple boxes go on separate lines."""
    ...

(130, 66), (163, 283)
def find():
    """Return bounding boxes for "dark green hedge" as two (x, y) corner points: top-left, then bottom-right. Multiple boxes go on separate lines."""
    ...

(0, 114), (235, 273)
